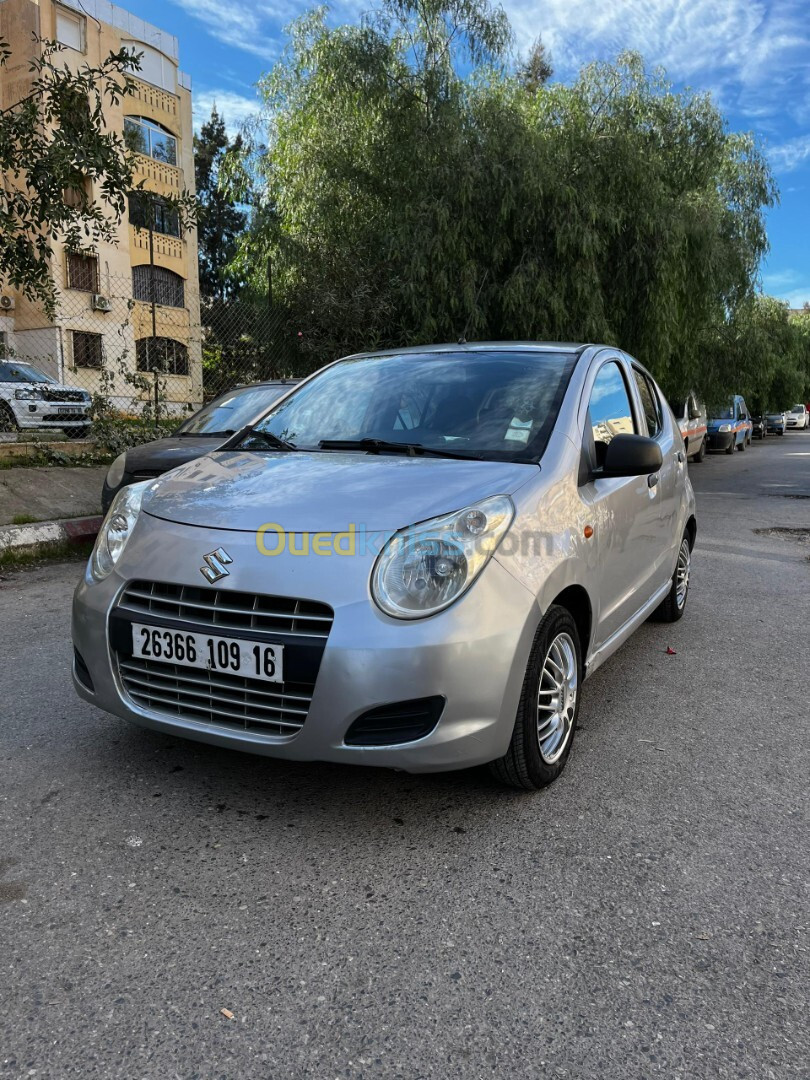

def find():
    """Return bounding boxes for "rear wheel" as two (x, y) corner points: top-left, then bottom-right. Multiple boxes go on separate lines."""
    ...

(692, 438), (705, 463)
(652, 534), (691, 623)
(490, 606), (581, 790)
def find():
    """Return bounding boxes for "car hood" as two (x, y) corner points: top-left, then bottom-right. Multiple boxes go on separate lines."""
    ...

(125, 436), (223, 474)
(141, 450), (537, 532)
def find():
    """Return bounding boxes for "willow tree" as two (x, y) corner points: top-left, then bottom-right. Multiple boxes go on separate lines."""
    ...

(228, 0), (776, 386)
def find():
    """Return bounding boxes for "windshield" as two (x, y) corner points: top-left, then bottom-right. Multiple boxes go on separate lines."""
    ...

(243, 350), (579, 463)
(178, 383), (295, 437)
(791, 405), (804, 413)
(0, 362), (56, 384)
(711, 404), (734, 419)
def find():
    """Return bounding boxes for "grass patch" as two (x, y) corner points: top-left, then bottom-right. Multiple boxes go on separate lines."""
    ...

(10, 513), (40, 525)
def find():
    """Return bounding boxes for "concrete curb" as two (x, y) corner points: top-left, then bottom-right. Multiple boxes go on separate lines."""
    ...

(0, 514), (103, 558)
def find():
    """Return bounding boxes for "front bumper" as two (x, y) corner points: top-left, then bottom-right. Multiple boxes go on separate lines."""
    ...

(707, 430), (735, 450)
(72, 514), (539, 773)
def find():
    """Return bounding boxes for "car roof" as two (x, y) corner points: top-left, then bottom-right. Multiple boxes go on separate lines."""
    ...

(341, 341), (592, 360)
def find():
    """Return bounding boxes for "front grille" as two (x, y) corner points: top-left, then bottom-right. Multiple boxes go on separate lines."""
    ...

(118, 580), (334, 639)
(42, 388), (86, 403)
(113, 581), (334, 740)
(42, 412), (87, 422)
(119, 655), (313, 737)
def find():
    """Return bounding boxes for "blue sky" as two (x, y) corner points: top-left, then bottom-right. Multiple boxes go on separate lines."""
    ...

(131, 0), (810, 308)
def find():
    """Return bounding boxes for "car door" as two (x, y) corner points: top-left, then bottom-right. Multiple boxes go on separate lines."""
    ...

(631, 364), (681, 574)
(578, 357), (665, 647)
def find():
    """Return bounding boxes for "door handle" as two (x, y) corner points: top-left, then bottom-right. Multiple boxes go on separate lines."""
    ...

(648, 472), (659, 489)
(676, 450), (685, 463)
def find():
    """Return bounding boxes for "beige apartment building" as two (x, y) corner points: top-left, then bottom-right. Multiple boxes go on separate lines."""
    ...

(0, 0), (202, 415)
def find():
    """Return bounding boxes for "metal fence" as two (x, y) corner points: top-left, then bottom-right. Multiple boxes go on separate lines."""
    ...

(0, 266), (303, 445)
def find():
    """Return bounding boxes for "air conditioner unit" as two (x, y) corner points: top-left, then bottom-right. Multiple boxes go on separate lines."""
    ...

(92, 294), (112, 312)
(0, 295), (15, 311)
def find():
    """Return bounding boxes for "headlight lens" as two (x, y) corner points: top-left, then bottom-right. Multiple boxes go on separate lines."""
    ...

(372, 494), (514, 619)
(718, 424), (732, 432)
(15, 387), (43, 400)
(105, 452), (127, 489)
(90, 481), (149, 581)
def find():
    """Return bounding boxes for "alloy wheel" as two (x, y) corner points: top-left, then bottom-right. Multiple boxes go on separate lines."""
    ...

(676, 538), (691, 609)
(536, 632), (578, 764)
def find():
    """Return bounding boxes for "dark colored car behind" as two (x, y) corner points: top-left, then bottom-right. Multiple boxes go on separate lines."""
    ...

(102, 380), (299, 512)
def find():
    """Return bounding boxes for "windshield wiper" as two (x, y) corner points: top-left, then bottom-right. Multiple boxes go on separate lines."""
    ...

(319, 438), (482, 460)
(219, 425), (297, 451)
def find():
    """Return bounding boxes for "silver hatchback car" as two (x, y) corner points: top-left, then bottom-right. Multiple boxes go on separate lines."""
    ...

(72, 343), (696, 789)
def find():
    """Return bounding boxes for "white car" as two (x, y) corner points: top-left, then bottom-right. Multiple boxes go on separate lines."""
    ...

(0, 360), (91, 436)
(786, 404), (808, 430)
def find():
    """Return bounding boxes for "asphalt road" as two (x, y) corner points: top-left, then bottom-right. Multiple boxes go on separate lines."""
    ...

(1, 433), (808, 1079)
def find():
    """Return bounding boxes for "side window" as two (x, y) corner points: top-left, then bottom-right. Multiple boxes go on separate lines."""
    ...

(588, 362), (636, 466)
(632, 368), (662, 438)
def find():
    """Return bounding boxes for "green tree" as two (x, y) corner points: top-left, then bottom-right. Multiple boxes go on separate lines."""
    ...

(229, 0), (776, 386)
(0, 36), (138, 314)
(194, 106), (246, 300)
(517, 36), (553, 92)
(1, 36), (196, 317)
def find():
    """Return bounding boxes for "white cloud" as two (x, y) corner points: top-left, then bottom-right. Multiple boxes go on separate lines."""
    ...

(768, 134), (810, 172)
(505, 0), (810, 121)
(193, 89), (260, 137)
(761, 270), (810, 306)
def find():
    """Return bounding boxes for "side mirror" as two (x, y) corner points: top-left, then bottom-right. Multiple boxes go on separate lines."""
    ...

(600, 434), (663, 478)
(689, 408), (701, 420)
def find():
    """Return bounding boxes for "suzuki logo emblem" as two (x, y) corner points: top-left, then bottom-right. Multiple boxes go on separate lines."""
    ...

(200, 547), (233, 584)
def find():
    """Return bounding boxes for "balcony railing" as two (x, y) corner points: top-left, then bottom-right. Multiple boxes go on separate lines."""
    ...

(130, 227), (184, 262)
(132, 152), (182, 191)
(128, 78), (179, 121)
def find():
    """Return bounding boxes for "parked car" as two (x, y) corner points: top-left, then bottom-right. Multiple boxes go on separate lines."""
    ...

(750, 414), (767, 439)
(766, 412), (787, 435)
(668, 392), (707, 461)
(0, 360), (91, 437)
(101, 380), (299, 511)
(707, 395), (753, 453)
(74, 342), (697, 791)
(786, 404), (809, 430)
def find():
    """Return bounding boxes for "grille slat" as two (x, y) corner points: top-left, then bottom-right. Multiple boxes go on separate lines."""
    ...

(114, 581), (334, 740)
(119, 580), (333, 638)
(119, 662), (311, 717)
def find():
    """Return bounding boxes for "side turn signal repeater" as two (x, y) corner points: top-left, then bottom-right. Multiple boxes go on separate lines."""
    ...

(583, 525), (594, 539)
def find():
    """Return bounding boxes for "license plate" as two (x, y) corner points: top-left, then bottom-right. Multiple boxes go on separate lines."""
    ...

(57, 406), (82, 414)
(131, 623), (283, 683)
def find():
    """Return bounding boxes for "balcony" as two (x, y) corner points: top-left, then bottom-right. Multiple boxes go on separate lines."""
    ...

(132, 152), (182, 193)
(130, 227), (183, 265)
(128, 78), (179, 126)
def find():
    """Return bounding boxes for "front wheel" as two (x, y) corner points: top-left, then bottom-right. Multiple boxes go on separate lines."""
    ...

(0, 402), (19, 433)
(692, 438), (705, 463)
(725, 438), (735, 455)
(738, 437), (745, 451)
(652, 534), (691, 623)
(490, 606), (582, 790)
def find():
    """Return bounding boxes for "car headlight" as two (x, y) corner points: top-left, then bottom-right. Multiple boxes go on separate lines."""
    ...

(372, 494), (515, 619)
(718, 424), (732, 432)
(90, 481), (149, 581)
(105, 452), (127, 489)
(15, 388), (43, 400)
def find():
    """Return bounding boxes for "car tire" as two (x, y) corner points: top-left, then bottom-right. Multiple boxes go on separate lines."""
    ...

(725, 438), (735, 455)
(490, 605), (582, 791)
(652, 534), (691, 623)
(0, 402), (19, 433)
(738, 437), (745, 451)
(692, 438), (705, 463)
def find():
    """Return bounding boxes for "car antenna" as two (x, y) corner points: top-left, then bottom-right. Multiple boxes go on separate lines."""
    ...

(458, 268), (489, 346)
